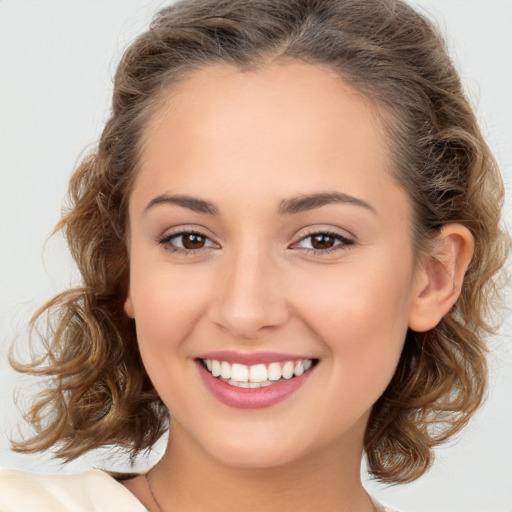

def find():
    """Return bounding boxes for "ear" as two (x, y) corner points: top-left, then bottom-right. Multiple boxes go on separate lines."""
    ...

(124, 289), (135, 318)
(408, 223), (474, 332)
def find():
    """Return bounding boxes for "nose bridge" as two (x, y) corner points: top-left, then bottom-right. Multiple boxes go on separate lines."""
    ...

(211, 241), (288, 339)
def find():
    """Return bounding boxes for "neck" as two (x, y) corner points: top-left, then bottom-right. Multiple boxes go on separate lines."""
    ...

(148, 419), (373, 512)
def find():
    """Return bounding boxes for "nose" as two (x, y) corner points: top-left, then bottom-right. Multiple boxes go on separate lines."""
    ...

(209, 247), (290, 340)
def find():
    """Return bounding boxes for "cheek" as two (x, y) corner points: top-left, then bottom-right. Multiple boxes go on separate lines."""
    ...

(127, 265), (213, 412)
(128, 262), (210, 363)
(292, 267), (411, 436)
(291, 257), (413, 377)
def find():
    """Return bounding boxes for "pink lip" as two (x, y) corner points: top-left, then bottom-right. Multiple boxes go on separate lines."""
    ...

(196, 360), (316, 409)
(197, 350), (311, 366)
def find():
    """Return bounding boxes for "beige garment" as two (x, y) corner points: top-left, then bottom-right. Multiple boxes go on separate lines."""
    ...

(0, 468), (398, 512)
(373, 499), (400, 512)
(0, 468), (147, 512)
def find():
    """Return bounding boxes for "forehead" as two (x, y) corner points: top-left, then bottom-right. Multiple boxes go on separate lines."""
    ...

(141, 60), (388, 162)
(133, 60), (407, 219)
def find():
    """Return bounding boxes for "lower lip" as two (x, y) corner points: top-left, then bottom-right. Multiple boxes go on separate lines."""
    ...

(197, 361), (316, 409)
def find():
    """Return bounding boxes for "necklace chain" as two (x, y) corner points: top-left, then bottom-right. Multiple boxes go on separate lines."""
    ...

(146, 468), (164, 512)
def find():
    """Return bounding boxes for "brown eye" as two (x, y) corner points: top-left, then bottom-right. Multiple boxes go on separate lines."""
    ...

(182, 233), (206, 249)
(294, 231), (354, 253)
(310, 233), (336, 249)
(158, 230), (217, 253)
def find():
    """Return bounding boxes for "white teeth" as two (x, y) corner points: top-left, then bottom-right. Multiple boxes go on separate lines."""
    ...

(268, 362), (282, 381)
(225, 379), (276, 388)
(220, 361), (231, 380)
(203, 358), (315, 387)
(231, 363), (249, 382)
(249, 364), (268, 383)
(211, 360), (221, 377)
(282, 361), (294, 379)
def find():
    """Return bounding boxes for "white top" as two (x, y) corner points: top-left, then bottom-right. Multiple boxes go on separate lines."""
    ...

(0, 468), (398, 511)
(0, 468), (147, 512)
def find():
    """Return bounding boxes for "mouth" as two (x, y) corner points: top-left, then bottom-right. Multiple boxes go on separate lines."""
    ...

(199, 358), (319, 389)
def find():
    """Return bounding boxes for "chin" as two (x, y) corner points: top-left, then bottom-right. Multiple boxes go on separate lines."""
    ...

(211, 446), (298, 470)
(199, 429), (308, 469)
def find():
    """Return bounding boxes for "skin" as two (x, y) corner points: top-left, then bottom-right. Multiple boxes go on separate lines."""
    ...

(123, 61), (473, 512)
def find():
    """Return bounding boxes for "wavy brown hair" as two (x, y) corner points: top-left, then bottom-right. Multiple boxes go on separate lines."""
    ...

(12, 0), (508, 483)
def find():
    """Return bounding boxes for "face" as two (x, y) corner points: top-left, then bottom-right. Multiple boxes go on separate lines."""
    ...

(125, 61), (425, 469)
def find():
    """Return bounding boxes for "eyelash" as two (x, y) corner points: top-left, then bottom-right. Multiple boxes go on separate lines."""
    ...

(293, 230), (355, 254)
(157, 229), (217, 255)
(157, 229), (354, 255)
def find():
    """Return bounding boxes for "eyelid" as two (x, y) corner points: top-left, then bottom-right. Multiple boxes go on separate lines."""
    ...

(156, 225), (355, 256)
(157, 226), (220, 254)
(290, 227), (355, 254)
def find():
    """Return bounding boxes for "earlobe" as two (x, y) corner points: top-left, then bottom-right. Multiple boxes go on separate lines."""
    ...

(408, 223), (474, 332)
(124, 292), (135, 319)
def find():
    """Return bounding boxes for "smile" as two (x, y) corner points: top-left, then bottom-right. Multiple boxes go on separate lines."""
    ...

(201, 359), (315, 388)
(196, 354), (319, 409)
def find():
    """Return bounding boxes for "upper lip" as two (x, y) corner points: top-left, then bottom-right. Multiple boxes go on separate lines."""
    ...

(196, 351), (315, 366)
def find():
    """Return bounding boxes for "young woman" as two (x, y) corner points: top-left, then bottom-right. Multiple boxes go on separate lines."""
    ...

(2, 1), (508, 511)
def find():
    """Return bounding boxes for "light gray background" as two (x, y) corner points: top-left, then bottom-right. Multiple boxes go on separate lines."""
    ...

(1, 1), (511, 511)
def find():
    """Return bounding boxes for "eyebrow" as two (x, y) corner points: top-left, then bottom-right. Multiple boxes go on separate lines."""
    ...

(143, 191), (375, 216)
(144, 194), (219, 215)
(279, 192), (376, 215)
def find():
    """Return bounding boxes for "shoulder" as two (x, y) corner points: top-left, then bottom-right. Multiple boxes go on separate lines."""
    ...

(0, 468), (148, 512)
(371, 496), (402, 512)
